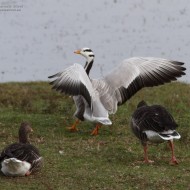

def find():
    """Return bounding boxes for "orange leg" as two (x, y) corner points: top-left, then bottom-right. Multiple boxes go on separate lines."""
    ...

(67, 119), (80, 132)
(91, 124), (101, 135)
(168, 140), (179, 165)
(143, 144), (154, 163)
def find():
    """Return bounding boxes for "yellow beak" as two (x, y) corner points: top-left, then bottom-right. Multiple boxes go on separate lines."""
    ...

(74, 49), (81, 54)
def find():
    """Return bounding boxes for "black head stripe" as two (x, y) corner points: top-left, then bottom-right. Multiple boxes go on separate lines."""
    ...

(83, 49), (92, 52)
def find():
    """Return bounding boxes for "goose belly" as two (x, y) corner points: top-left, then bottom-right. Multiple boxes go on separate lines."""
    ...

(1, 158), (31, 176)
(83, 102), (112, 125)
(145, 130), (165, 143)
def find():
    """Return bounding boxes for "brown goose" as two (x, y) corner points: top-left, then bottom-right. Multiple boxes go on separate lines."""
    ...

(0, 122), (43, 176)
(131, 101), (180, 164)
(48, 47), (186, 135)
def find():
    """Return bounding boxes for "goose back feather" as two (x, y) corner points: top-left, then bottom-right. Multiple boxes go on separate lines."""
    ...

(130, 101), (180, 145)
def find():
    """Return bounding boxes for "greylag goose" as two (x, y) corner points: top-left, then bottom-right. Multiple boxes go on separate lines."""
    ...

(0, 122), (43, 176)
(48, 47), (186, 135)
(130, 101), (180, 164)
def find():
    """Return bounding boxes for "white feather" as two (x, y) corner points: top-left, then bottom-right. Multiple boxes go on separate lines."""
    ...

(145, 130), (181, 143)
(1, 158), (31, 176)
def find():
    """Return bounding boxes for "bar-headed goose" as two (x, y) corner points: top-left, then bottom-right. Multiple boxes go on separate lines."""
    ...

(48, 47), (185, 135)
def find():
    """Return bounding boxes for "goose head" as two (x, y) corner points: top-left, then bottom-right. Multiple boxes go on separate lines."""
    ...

(74, 47), (94, 60)
(19, 122), (33, 144)
(74, 47), (95, 75)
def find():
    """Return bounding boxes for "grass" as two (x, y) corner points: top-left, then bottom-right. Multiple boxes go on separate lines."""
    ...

(0, 81), (190, 190)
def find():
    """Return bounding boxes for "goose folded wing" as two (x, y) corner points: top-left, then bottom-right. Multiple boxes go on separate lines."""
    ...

(0, 143), (28, 161)
(103, 57), (186, 105)
(141, 112), (166, 133)
(133, 108), (166, 132)
(48, 63), (95, 106)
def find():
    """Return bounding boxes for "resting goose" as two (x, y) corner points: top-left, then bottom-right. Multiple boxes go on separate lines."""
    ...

(131, 101), (180, 164)
(0, 122), (43, 176)
(48, 47), (186, 135)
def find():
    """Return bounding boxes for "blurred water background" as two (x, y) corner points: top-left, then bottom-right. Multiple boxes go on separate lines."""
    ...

(0, 0), (189, 82)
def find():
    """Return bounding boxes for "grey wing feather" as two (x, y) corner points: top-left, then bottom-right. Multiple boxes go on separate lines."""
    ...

(48, 63), (96, 107)
(0, 143), (24, 162)
(91, 79), (119, 114)
(93, 57), (185, 113)
(49, 64), (111, 121)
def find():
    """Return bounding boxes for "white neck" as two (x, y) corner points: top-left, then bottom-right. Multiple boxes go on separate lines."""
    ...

(86, 56), (94, 63)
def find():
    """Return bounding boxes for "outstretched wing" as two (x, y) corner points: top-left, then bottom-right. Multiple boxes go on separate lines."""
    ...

(48, 64), (110, 121)
(48, 63), (95, 107)
(104, 57), (185, 104)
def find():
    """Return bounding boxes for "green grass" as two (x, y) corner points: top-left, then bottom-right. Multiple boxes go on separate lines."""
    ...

(0, 82), (190, 190)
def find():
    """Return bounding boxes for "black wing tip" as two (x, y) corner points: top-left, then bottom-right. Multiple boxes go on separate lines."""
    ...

(175, 71), (186, 77)
(179, 67), (186, 72)
(181, 71), (186, 75)
(171, 61), (186, 69)
(170, 61), (186, 76)
(49, 80), (55, 85)
(48, 75), (56, 79)
(171, 61), (184, 66)
(48, 72), (61, 79)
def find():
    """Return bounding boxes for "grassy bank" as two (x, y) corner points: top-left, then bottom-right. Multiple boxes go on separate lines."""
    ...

(0, 82), (190, 190)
